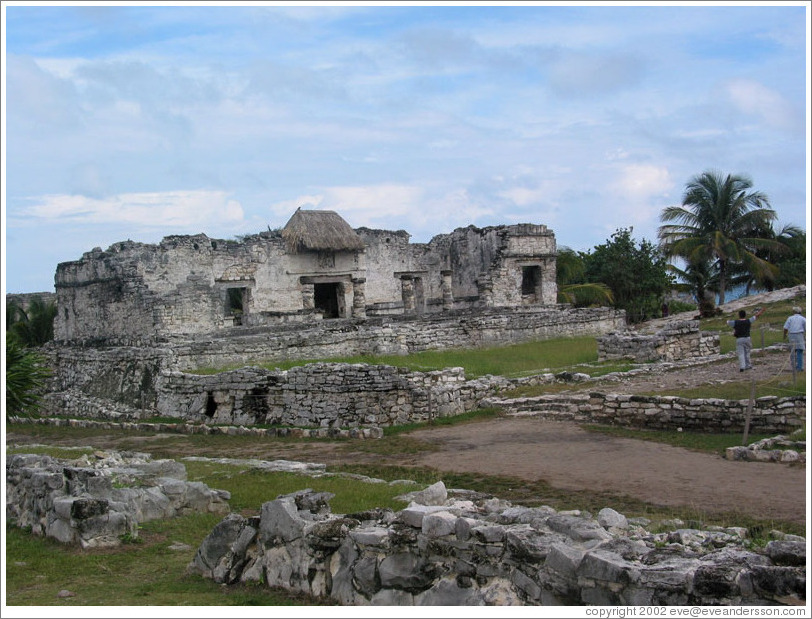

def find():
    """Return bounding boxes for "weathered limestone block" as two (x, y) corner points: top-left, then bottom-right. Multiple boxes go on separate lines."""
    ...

(191, 485), (806, 606)
(7, 452), (230, 548)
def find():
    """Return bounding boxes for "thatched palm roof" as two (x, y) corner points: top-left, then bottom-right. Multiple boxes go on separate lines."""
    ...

(282, 208), (365, 253)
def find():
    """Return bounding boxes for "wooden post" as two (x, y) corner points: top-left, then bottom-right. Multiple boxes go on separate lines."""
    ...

(742, 379), (756, 446)
(427, 383), (434, 425)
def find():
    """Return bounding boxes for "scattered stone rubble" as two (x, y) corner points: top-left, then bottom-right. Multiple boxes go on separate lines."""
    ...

(725, 432), (806, 464)
(6, 451), (230, 549)
(597, 321), (719, 363)
(188, 482), (806, 606)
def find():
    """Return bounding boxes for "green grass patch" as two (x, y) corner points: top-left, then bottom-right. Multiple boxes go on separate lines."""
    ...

(642, 379), (805, 400)
(182, 461), (412, 514)
(5, 445), (97, 460)
(4, 520), (330, 606)
(190, 336), (601, 379)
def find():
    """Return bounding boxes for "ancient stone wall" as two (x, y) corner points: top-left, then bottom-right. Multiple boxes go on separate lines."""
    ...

(169, 306), (625, 371)
(483, 393), (806, 435)
(597, 321), (720, 363)
(6, 452), (230, 549)
(53, 220), (559, 344)
(40, 306), (623, 424)
(188, 485), (806, 606)
(154, 364), (508, 427)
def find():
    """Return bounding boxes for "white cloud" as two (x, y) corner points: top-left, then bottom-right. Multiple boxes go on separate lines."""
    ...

(17, 190), (244, 228)
(721, 78), (802, 131)
(607, 164), (675, 229)
(611, 164), (673, 200)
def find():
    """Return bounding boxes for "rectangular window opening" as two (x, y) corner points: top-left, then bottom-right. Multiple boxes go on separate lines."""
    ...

(521, 266), (541, 297)
(227, 287), (247, 325)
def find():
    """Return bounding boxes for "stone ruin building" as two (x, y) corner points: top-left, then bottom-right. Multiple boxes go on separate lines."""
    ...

(54, 208), (558, 343)
(34, 209), (634, 427)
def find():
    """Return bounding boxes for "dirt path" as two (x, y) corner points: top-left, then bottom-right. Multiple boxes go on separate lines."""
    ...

(406, 417), (807, 525)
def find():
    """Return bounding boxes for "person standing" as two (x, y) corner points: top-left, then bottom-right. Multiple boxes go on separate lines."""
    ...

(782, 306), (806, 371)
(726, 308), (765, 372)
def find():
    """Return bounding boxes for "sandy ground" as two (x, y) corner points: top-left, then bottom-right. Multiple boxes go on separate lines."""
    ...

(407, 416), (807, 525)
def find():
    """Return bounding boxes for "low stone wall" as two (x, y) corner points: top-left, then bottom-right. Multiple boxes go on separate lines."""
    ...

(40, 304), (623, 422)
(6, 452), (230, 549)
(483, 393), (806, 434)
(7, 416), (386, 439)
(597, 321), (719, 363)
(169, 306), (626, 371)
(154, 363), (511, 427)
(188, 484), (806, 606)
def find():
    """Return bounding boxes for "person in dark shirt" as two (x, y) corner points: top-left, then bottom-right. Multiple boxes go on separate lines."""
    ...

(726, 308), (765, 372)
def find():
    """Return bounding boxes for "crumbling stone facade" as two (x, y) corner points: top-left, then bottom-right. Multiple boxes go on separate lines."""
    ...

(54, 211), (557, 345)
(40, 305), (624, 424)
(35, 212), (634, 427)
(597, 321), (719, 363)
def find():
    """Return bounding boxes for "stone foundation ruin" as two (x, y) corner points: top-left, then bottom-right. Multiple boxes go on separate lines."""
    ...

(6, 451), (230, 549)
(36, 211), (636, 425)
(188, 484), (806, 606)
(597, 320), (719, 363)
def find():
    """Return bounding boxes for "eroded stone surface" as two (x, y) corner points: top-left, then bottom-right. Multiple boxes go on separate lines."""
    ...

(188, 483), (806, 606)
(6, 451), (230, 548)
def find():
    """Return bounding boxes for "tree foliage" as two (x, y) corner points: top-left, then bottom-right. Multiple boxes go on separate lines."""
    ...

(5, 336), (52, 418)
(556, 247), (614, 307)
(6, 296), (57, 347)
(582, 228), (673, 323)
(658, 170), (784, 305)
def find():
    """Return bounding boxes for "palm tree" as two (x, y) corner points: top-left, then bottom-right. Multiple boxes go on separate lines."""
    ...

(658, 170), (783, 305)
(7, 296), (57, 347)
(5, 335), (51, 417)
(740, 222), (805, 292)
(666, 258), (718, 317)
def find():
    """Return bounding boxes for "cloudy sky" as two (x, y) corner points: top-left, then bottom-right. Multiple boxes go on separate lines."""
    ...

(2, 2), (809, 294)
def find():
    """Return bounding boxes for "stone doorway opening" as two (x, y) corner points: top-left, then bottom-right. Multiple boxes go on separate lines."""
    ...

(521, 265), (541, 303)
(314, 282), (341, 318)
(226, 287), (248, 325)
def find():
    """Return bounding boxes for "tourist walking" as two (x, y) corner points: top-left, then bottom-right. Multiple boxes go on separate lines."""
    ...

(782, 306), (806, 371)
(726, 308), (765, 372)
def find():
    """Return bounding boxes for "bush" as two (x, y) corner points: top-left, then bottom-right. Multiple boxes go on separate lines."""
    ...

(667, 299), (698, 314)
(5, 336), (52, 417)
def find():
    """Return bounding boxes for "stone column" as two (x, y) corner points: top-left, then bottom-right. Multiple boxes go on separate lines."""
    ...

(401, 276), (415, 315)
(441, 270), (454, 311)
(336, 281), (347, 318)
(301, 282), (315, 311)
(352, 278), (367, 319)
(476, 275), (493, 308)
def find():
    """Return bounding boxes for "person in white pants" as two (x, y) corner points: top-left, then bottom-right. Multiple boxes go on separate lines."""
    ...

(783, 306), (806, 371)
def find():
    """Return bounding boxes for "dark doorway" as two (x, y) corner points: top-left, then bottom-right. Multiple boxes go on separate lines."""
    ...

(521, 266), (541, 298)
(314, 283), (341, 318)
(226, 287), (247, 325)
(205, 393), (217, 418)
